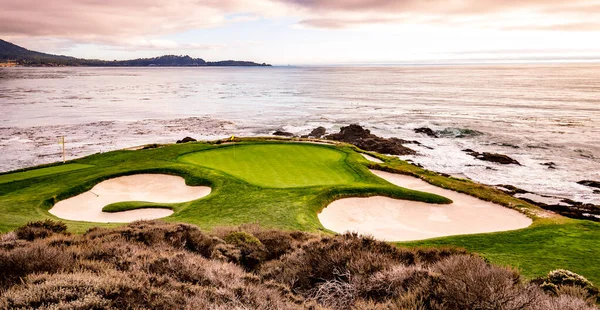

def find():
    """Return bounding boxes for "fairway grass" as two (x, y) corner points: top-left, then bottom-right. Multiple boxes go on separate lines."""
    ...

(0, 163), (93, 184)
(179, 144), (358, 188)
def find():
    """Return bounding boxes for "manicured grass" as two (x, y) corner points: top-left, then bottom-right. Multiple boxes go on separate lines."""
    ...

(179, 144), (357, 188)
(0, 163), (93, 184)
(102, 201), (175, 213)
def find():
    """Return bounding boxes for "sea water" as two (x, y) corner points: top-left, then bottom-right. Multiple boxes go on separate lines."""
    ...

(1, 64), (599, 204)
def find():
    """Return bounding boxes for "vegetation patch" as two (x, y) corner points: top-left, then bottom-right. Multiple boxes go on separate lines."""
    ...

(0, 221), (595, 309)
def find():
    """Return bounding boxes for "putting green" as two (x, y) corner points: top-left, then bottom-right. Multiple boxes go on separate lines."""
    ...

(0, 163), (94, 184)
(178, 143), (357, 188)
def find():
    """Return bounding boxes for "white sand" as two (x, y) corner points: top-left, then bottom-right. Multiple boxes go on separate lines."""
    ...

(50, 174), (211, 223)
(361, 153), (384, 163)
(319, 170), (532, 241)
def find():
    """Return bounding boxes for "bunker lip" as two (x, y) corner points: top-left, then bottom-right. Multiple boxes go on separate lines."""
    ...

(319, 169), (532, 242)
(50, 174), (211, 223)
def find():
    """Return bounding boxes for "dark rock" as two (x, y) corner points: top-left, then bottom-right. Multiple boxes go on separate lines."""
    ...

(541, 162), (557, 169)
(307, 126), (326, 138)
(414, 127), (438, 138)
(325, 124), (416, 155)
(594, 190), (600, 194)
(464, 149), (520, 165)
(438, 128), (483, 138)
(495, 184), (529, 195)
(176, 136), (196, 144)
(300, 135), (309, 138)
(540, 203), (600, 222)
(273, 130), (294, 137)
(142, 143), (159, 150)
(578, 180), (600, 189)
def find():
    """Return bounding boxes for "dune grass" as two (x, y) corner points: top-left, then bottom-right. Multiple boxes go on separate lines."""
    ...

(179, 144), (357, 188)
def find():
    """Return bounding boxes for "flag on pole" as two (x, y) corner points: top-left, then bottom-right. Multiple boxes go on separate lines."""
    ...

(230, 135), (235, 141)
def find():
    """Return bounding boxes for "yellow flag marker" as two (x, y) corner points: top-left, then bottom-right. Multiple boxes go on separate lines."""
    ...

(230, 135), (235, 141)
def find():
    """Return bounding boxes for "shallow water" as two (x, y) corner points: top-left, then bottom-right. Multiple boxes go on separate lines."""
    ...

(1, 65), (599, 203)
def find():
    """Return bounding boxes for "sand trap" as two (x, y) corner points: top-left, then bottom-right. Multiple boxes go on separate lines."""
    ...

(361, 153), (384, 163)
(50, 174), (211, 223)
(319, 170), (532, 241)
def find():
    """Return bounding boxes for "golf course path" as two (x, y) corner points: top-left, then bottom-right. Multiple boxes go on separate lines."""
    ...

(50, 174), (211, 223)
(319, 169), (532, 241)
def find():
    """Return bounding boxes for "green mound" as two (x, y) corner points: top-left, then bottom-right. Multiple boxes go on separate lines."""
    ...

(178, 144), (357, 188)
(0, 163), (94, 184)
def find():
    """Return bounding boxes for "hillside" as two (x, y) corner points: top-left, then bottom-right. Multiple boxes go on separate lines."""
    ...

(0, 39), (270, 67)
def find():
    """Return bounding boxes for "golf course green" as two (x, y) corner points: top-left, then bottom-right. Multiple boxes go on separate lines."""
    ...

(0, 139), (599, 284)
(179, 144), (357, 188)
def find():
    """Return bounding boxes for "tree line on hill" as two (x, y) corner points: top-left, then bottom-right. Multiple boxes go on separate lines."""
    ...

(0, 39), (270, 67)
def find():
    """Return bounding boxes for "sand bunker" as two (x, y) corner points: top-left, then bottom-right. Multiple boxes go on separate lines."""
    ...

(50, 174), (211, 223)
(319, 170), (532, 241)
(361, 153), (383, 163)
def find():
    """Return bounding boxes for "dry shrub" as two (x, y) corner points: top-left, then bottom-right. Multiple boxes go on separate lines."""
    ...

(0, 243), (75, 289)
(534, 269), (598, 303)
(431, 255), (539, 310)
(14, 219), (68, 241)
(0, 221), (596, 310)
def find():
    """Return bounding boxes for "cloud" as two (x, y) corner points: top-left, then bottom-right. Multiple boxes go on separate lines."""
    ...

(280, 0), (600, 31)
(1, 0), (598, 51)
(0, 0), (283, 41)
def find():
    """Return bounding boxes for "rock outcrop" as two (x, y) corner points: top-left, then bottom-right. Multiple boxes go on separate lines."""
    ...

(463, 149), (520, 165)
(325, 124), (416, 155)
(414, 127), (438, 138)
(307, 126), (326, 138)
(578, 180), (600, 189)
(273, 131), (294, 137)
(176, 137), (197, 144)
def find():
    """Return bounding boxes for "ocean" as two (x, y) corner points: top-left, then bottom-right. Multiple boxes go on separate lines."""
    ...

(1, 64), (599, 204)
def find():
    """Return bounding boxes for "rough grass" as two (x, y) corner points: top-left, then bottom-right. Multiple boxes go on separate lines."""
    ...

(0, 221), (595, 310)
(0, 163), (93, 184)
(178, 143), (358, 188)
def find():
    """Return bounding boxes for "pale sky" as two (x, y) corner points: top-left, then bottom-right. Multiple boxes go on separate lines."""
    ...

(2, 0), (600, 65)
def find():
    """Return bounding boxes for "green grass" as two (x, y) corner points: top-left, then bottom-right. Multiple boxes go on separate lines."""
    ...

(0, 163), (93, 184)
(402, 219), (600, 284)
(0, 138), (598, 284)
(179, 144), (357, 188)
(102, 201), (175, 213)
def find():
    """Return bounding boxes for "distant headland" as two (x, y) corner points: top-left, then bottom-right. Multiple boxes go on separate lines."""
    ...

(0, 39), (270, 67)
